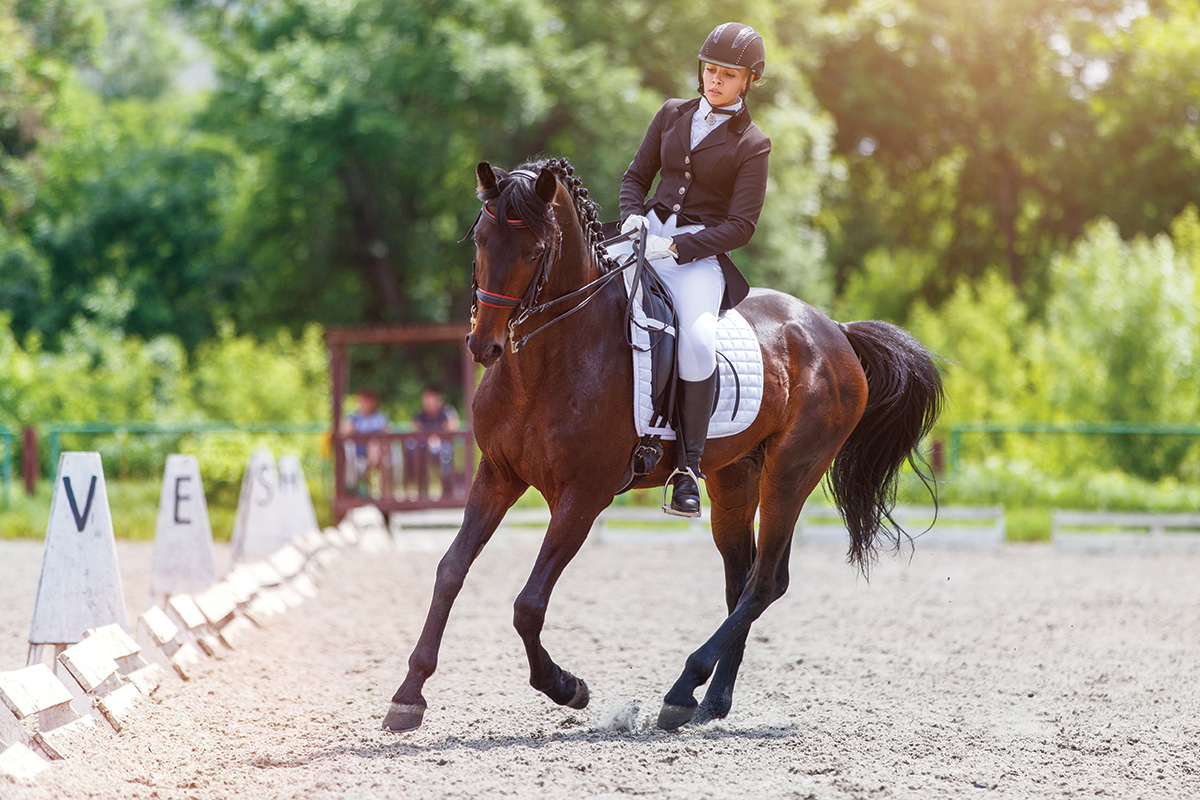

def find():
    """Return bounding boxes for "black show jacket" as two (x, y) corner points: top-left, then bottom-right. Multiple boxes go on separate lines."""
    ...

(619, 97), (771, 310)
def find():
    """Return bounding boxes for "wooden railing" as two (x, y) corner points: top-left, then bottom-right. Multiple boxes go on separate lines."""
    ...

(334, 430), (475, 516)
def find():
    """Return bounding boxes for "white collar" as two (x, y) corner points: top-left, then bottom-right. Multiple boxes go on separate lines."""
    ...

(698, 97), (743, 118)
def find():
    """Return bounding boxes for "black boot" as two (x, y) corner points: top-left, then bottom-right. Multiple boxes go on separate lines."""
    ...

(665, 370), (717, 517)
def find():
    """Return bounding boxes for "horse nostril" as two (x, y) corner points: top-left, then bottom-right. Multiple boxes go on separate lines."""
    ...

(484, 343), (503, 363)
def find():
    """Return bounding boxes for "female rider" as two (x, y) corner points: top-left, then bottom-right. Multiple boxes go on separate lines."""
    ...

(616, 23), (770, 517)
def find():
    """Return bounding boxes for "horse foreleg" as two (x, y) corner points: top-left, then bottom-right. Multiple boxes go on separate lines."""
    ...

(693, 455), (762, 724)
(512, 497), (604, 711)
(382, 460), (528, 732)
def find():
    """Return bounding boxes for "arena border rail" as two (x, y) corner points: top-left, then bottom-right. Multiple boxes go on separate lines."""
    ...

(947, 421), (1200, 475)
(0, 496), (382, 780)
(1051, 509), (1200, 554)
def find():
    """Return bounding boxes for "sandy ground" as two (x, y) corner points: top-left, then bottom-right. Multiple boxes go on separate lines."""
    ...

(2, 529), (1199, 800)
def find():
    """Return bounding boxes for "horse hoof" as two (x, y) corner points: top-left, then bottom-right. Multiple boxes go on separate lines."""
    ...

(567, 677), (590, 710)
(692, 697), (730, 725)
(656, 702), (696, 731)
(382, 702), (425, 732)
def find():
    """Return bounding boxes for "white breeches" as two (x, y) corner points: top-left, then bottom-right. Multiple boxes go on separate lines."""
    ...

(608, 213), (724, 381)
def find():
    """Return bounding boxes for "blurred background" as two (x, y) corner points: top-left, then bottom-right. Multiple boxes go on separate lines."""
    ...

(1, 0), (1198, 540)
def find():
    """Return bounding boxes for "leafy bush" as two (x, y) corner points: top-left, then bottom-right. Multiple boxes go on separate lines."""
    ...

(0, 312), (332, 529)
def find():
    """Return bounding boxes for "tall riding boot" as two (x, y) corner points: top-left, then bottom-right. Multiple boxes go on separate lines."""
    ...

(665, 370), (718, 518)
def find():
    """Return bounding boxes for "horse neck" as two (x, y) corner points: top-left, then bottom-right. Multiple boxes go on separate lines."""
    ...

(503, 197), (622, 384)
(543, 193), (599, 298)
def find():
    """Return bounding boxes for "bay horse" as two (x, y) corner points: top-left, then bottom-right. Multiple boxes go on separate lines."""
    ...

(383, 157), (942, 732)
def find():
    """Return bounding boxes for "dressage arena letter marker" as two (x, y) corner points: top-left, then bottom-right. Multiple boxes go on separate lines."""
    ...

(277, 455), (322, 538)
(27, 453), (128, 669)
(230, 450), (286, 562)
(150, 455), (219, 597)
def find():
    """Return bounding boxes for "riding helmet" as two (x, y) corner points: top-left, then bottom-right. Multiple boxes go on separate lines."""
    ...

(696, 23), (765, 95)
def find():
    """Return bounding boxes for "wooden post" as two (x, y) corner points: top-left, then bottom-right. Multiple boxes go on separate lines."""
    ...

(460, 340), (476, 427)
(330, 341), (348, 518)
(21, 427), (37, 496)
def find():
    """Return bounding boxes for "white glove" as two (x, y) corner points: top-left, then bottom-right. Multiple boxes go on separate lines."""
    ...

(621, 214), (649, 235)
(644, 234), (676, 262)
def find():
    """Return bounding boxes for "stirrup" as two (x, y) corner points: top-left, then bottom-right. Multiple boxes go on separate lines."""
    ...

(662, 467), (702, 518)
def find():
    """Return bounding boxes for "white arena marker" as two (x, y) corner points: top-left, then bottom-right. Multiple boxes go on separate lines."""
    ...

(164, 595), (223, 657)
(350, 505), (393, 552)
(27, 453), (128, 667)
(83, 624), (166, 697)
(230, 450), (285, 562)
(0, 702), (29, 749)
(0, 665), (99, 760)
(137, 606), (201, 680)
(0, 741), (48, 781)
(150, 455), (219, 597)
(277, 455), (322, 538)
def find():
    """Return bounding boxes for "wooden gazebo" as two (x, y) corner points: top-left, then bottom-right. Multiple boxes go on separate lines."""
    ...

(326, 324), (476, 518)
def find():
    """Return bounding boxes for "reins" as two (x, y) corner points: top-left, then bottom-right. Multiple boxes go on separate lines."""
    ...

(502, 228), (647, 353)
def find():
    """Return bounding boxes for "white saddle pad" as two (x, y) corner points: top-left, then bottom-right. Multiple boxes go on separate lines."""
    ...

(625, 269), (764, 440)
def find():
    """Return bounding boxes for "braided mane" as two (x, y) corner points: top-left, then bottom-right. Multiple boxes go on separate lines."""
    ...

(479, 157), (620, 274)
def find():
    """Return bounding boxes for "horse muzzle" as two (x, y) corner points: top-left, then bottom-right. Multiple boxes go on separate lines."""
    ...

(466, 330), (505, 367)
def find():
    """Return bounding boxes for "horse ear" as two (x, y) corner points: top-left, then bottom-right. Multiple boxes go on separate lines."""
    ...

(535, 167), (556, 204)
(477, 161), (498, 194)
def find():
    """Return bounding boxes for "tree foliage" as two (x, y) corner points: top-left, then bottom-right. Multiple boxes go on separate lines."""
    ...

(171, 0), (665, 329)
(1, 0), (1199, 497)
(809, 0), (1200, 307)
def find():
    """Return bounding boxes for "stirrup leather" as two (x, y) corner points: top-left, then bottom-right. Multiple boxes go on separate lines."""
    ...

(662, 466), (703, 518)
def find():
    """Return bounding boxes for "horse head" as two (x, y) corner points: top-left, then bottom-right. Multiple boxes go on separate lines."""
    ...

(466, 160), (562, 367)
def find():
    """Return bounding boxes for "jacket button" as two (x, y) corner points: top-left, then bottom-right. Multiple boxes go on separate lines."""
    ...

(672, 203), (681, 212)
(678, 187), (686, 195)
(685, 172), (691, 180)
(684, 156), (691, 164)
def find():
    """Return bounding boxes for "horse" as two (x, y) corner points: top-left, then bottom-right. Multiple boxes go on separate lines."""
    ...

(383, 157), (943, 733)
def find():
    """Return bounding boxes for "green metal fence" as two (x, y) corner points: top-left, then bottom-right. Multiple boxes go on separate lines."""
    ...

(947, 421), (1200, 474)
(0, 428), (12, 509)
(45, 422), (328, 470)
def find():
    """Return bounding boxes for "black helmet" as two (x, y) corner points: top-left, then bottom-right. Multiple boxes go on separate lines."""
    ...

(696, 23), (765, 94)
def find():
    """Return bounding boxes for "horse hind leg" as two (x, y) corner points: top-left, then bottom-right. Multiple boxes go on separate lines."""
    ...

(657, 445), (832, 730)
(691, 453), (762, 725)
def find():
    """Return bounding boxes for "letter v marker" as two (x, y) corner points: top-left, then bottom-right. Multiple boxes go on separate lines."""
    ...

(63, 476), (97, 532)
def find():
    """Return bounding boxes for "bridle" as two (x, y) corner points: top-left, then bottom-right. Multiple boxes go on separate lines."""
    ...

(470, 170), (644, 354)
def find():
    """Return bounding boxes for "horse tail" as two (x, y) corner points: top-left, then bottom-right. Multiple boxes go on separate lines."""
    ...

(829, 320), (944, 574)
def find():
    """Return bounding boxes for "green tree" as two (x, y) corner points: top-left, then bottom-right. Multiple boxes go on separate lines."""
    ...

(173, 0), (659, 330)
(87, 0), (187, 100)
(1082, 0), (1200, 239)
(26, 84), (239, 349)
(1, 0), (102, 332)
(808, 0), (1200, 313)
(1042, 218), (1198, 477)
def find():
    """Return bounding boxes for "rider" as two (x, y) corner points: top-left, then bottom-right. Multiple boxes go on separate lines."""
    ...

(618, 23), (770, 517)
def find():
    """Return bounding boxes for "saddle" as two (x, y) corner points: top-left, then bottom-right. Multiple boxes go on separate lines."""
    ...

(598, 221), (676, 494)
(602, 223), (763, 495)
